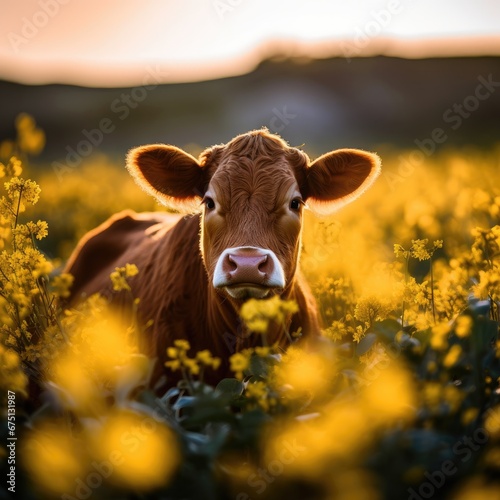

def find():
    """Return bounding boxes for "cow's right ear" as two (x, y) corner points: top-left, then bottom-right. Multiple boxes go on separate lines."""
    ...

(126, 144), (206, 212)
(302, 148), (381, 216)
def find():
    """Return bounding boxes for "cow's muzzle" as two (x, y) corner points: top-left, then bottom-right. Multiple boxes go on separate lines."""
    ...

(213, 246), (286, 299)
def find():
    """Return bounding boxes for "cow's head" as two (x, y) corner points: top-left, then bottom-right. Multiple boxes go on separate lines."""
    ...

(127, 129), (380, 302)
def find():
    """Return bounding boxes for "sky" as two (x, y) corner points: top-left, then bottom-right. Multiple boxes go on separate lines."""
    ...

(1, 0), (500, 86)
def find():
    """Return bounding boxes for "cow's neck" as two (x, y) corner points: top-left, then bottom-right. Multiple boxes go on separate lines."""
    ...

(206, 279), (299, 358)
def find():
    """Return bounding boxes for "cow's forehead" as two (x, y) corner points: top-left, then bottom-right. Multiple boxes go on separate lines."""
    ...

(207, 154), (299, 212)
(210, 154), (297, 189)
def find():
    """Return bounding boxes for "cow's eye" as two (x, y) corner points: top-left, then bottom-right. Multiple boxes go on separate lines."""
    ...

(203, 197), (216, 210)
(290, 198), (303, 211)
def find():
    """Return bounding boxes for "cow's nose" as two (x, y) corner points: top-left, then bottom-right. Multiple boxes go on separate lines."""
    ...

(222, 248), (275, 285)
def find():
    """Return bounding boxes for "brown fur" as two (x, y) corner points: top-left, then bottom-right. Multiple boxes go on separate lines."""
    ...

(65, 129), (380, 386)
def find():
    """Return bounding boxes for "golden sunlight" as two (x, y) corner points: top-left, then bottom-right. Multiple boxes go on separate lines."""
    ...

(1, 0), (499, 85)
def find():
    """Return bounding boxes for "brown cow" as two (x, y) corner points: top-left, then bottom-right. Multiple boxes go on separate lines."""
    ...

(65, 129), (380, 385)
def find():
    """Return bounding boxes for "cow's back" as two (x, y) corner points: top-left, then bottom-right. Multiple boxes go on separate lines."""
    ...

(65, 210), (183, 303)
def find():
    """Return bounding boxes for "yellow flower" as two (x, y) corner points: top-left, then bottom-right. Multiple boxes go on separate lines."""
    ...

(184, 358), (200, 376)
(51, 273), (74, 298)
(410, 239), (431, 261)
(196, 349), (221, 370)
(473, 268), (500, 301)
(422, 382), (442, 411)
(22, 422), (85, 495)
(165, 341), (219, 376)
(485, 406), (500, 438)
(5, 177), (41, 206)
(393, 243), (409, 259)
(455, 315), (473, 338)
(165, 359), (181, 371)
(92, 410), (180, 490)
(15, 113), (45, 155)
(442, 385), (464, 412)
(167, 347), (178, 358)
(173, 339), (190, 351)
(254, 346), (271, 357)
(322, 320), (347, 341)
(353, 324), (367, 343)
(354, 295), (392, 326)
(430, 322), (451, 351)
(443, 344), (462, 368)
(362, 362), (416, 423)
(240, 295), (298, 333)
(461, 407), (479, 426)
(110, 264), (139, 292)
(124, 263), (139, 277)
(0, 345), (27, 398)
(273, 344), (336, 400)
(230, 352), (250, 380)
(245, 380), (271, 411)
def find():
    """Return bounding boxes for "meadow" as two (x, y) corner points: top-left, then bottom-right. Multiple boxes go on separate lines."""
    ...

(1, 114), (500, 500)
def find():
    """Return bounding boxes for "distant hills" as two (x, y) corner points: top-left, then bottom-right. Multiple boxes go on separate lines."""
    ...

(1, 56), (499, 164)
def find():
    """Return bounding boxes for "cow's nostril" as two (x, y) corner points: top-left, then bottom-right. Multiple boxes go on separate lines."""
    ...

(258, 255), (268, 272)
(227, 254), (238, 271)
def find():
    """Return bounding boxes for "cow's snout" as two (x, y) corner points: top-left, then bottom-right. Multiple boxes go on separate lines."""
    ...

(213, 246), (286, 299)
(224, 249), (273, 283)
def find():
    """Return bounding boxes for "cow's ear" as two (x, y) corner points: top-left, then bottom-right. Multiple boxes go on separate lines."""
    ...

(303, 149), (381, 215)
(126, 144), (206, 212)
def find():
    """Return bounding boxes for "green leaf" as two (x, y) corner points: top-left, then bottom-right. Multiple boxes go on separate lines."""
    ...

(249, 353), (269, 378)
(372, 319), (402, 343)
(215, 378), (244, 397)
(413, 327), (432, 348)
(468, 297), (492, 316)
(173, 396), (196, 411)
(355, 332), (377, 356)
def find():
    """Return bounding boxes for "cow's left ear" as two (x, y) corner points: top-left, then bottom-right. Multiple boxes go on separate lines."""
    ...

(126, 144), (206, 212)
(302, 149), (381, 215)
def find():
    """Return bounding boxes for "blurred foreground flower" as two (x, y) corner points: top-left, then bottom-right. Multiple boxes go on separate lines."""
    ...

(23, 422), (86, 496)
(265, 360), (415, 481)
(240, 295), (298, 334)
(110, 263), (139, 292)
(273, 341), (337, 401)
(91, 409), (181, 490)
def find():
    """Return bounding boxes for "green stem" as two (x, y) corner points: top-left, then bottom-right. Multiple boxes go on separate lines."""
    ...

(181, 366), (195, 395)
(401, 254), (409, 327)
(430, 256), (436, 324)
(12, 185), (23, 252)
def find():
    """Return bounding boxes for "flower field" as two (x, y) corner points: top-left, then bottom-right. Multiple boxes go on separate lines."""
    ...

(1, 115), (500, 499)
